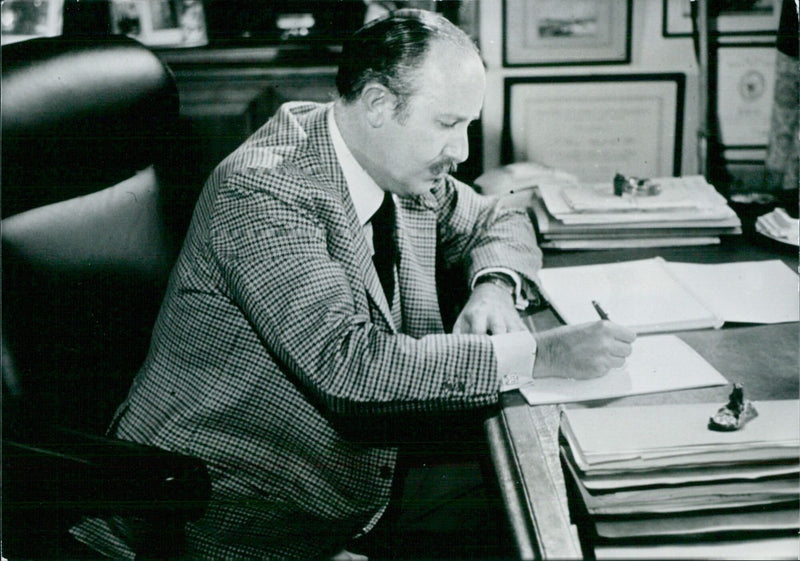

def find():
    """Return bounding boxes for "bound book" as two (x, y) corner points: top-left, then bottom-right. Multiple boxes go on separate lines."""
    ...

(537, 257), (799, 334)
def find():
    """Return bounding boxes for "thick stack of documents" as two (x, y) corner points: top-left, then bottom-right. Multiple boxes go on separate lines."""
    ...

(559, 401), (800, 559)
(529, 175), (742, 249)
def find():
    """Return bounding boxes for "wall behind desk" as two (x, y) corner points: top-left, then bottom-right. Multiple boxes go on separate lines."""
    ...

(478, 0), (700, 176)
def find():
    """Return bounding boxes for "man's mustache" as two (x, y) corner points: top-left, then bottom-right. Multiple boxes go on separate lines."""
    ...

(430, 159), (458, 176)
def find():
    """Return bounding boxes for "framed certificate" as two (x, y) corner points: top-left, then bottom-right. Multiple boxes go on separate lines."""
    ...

(716, 44), (776, 148)
(663, 0), (781, 37)
(503, 0), (631, 66)
(503, 74), (685, 183)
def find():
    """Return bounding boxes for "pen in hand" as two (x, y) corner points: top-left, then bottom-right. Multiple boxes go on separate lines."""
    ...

(592, 300), (610, 320)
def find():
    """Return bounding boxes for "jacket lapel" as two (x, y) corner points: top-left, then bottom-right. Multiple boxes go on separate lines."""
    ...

(300, 104), (397, 332)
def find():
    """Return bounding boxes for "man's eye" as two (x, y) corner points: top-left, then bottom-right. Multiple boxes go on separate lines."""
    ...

(439, 121), (458, 128)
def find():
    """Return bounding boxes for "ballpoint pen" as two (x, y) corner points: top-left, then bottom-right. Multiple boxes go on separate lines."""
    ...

(591, 300), (610, 320)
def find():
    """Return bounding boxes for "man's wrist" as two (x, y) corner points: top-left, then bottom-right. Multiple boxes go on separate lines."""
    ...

(474, 272), (516, 297)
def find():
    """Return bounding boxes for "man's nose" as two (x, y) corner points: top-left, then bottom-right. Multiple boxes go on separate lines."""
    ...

(444, 127), (470, 164)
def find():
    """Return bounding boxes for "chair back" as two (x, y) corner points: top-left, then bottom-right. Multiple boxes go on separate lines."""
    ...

(2, 35), (197, 435)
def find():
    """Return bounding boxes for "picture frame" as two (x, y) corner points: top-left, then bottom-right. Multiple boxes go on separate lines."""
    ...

(0, 0), (64, 45)
(502, 74), (685, 182)
(110, 0), (207, 48)
(503, 0), (631, 67)
(716, 44), (776, 148)
(663, 0), (781, 38)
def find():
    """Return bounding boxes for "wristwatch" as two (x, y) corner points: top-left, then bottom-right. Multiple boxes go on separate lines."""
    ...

(474, 272), (516, 297)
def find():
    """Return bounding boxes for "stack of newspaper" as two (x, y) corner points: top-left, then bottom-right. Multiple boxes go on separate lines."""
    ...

(529, 175), (742, 249)
(559, 401), (800, 559)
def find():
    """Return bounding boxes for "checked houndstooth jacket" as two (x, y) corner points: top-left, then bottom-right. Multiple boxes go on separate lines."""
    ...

(72, 102), (542, 559)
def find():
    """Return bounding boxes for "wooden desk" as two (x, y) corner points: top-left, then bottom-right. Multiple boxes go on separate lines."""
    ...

(486, 235), (799, 560)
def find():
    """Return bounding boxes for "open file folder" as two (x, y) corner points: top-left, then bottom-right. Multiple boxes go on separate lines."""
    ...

(537, 257), (799, 334)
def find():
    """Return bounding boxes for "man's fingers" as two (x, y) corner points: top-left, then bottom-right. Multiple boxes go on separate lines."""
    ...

(454, 314), (489, 335)
(507, 314), (528, 333)
(608, 340), (634, 358)
(608, 355), (627, 368)
(606, 322), (637, 343)
(470, 315), (489, 335)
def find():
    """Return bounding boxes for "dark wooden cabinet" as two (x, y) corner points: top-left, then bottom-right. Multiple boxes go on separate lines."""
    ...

(157, 47), (337, 184)
(155, 44), (482, 187)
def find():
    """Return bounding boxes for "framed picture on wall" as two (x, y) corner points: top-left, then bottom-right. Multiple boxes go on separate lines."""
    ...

(503, 0), (631, 66)
(717, 44), (776, 148)
(502, 74), (685, 182)
(663, 0), (781, 37)
(0, 0), (64, 45)
(110, 0), (207, 47)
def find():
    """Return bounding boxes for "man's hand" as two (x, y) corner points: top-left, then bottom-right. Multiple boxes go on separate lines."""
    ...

(452, 282), (527, 335)
(533, 321), (636, 379)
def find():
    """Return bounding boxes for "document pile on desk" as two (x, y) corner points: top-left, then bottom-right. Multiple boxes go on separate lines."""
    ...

(528, 175), (742, 249)
(559, 401), (800, 559)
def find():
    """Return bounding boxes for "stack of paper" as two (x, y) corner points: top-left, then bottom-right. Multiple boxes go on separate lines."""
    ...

(530, 175), (742, 249)
(559, 401), (800, 559)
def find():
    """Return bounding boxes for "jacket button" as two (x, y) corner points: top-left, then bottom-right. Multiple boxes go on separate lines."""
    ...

(379, 465), (392, 479)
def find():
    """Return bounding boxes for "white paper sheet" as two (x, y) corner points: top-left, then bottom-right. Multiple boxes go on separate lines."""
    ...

(519, 335), (727, 406)
(595, 507), (799, 538)
(538, 257), (799, 333)
(579, 462), (799, 491)
(538, 257), (724, 334)
(665, 260), (800, 324)
(595, 536), (799, 560)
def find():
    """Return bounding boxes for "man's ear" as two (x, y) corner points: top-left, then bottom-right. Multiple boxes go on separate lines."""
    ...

(361, 83), (395, 127)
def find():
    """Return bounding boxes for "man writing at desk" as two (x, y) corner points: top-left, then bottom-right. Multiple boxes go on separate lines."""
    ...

(74, 9), (634, 559)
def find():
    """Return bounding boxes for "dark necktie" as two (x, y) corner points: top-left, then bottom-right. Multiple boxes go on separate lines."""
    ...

(371, 191), (395, 304)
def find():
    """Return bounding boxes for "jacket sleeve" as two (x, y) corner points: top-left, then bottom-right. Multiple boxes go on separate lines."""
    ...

(428, 176), (543, 288)
(207, 169), (501, 417)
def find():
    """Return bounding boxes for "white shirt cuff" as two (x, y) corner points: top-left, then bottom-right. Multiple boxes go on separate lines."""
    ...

(490, 329), (537, 392)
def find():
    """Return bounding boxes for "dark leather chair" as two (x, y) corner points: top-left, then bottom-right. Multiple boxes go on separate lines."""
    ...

(2, 35), (209, 559)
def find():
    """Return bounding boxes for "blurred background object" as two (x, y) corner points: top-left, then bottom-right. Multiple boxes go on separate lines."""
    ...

(763, 0), (798, 192)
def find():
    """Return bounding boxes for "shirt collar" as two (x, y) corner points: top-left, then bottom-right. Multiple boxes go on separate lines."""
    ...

(328, 105), (385, 226)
